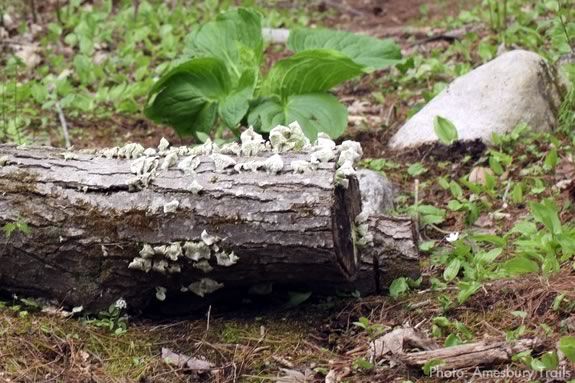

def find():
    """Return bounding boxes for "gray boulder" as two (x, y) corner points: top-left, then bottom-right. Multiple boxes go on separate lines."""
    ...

(357, 169), (394, 215)
(389, 50), (562, 150)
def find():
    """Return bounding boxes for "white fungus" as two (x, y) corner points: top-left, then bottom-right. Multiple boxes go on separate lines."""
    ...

(139, 244), (155, 259)
(161, 152), (178, 170)
(177, 155), (201, 174)
(155, 286), (167, 301)
(201, 230), (219, 246)
(219, 142), (242, 156)
(188, 278), (224, 297)
(193, 260), (213, 273)
(128, 257), (152, 272)
(164, 242), (182, 261)
(183, 241), (211, 261)
(188, 179), (203, 194)
(240, 127), (265, 156)
(158, 137), (170, 152)
(269, 122), (310, 153)
(163, 200), (179, 213)
(152, 259), (169, 274)
(264, 154), (284, 175)
(211, 153), (237, 172)
(215, 251), (239, 267)
(291, 159), (314, 174)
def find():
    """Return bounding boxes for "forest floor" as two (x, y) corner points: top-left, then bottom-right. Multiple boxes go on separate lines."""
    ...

(1, 0), (575, 382)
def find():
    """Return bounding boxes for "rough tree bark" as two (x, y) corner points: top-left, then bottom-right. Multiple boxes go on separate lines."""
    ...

(0, 144), (418, 311)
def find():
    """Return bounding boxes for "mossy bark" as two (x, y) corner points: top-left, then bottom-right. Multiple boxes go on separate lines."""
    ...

(0, 144), (418, 312)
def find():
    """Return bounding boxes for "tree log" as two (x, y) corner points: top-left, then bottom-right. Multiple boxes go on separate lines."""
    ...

(0, 143), (418, 311)
(400, 339), (538, 371)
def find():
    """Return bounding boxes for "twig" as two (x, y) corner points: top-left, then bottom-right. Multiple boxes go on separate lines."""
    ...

(205, 305), (211, 333)
(55, 100), (71, 149)
(414, 179), (421, 241)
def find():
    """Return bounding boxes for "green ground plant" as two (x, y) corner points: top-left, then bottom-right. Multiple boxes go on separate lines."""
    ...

(144, 8), (402, 141)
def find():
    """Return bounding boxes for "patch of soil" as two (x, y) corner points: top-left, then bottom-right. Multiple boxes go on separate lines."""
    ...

(316, 0), (477, 31)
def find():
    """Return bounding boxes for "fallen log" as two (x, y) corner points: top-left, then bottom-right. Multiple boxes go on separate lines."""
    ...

(369, 327), (538, 372)
(0, 128), (418, 312)
(400, 339), (538, 371)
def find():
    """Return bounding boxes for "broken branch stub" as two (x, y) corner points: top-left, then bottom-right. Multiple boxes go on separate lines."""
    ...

(0, 124), (418, 311)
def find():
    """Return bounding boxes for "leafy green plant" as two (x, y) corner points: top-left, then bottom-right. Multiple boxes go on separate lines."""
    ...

(83, 299), (128, 335)
(559, 336), (575, 362)
(502, 199), (575, 276)
(144, 8), (402, 140)
(3, 217), (31, 239)
(433, 116), (458, 145)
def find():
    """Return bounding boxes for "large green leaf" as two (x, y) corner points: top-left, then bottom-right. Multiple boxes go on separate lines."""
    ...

(184, 8), (263, 80)
(144, 58), (232, 136)
(218, 69), (257, 128)
(248, 93), (347, 139)
(288, 28), (402, 70)
(262, 49), (365, 99)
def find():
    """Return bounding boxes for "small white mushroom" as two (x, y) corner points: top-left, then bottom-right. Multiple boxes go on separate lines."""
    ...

(193, 260), (213, 273)
(219, 142), (242, 156)
(155, 286), (167, 301)
(215, 251), (239, 267)
(315, 132), (336, 151)
(189, 138), (215, 156)
(183, 241), (211, 261)
(188, 278), (224, 297)
(152, 259), (168, 274)
(201, 230), (218, 246)
(158, 137), (170, 152)
(211, 153), (237, 172)
(139, 244), (155, 259)
(291, 159), (314, 174)
(62, 152), (78, 161)
(163, 200), (179, 213)
(269, 122), (310, 153)
(188, 179), (203, 194)
(100, 147), (119, 159)
(0, 156), (9, 166)
(164, 242), (182, 261)
(310, 148), (335, 163)
(143, 148), (157, 156)
(240, 127), (265, 156)
(264, 154), (284, 175)
(167, 264), (182, 274)
(161, 152), (178, 170)
(177, 155), (201, 174)
(128, 257), (152, 272)
(153, 245), (168, 255)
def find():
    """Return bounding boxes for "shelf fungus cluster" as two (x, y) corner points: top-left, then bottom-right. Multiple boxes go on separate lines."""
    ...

(96, 121), (363, 196)
(128, 229), (238, 300)
(114, 121), (364, 301)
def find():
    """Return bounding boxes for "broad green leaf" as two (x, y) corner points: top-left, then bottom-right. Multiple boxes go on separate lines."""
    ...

(502, 255), (540, 275)
(475, 248), (502, 264)
(184, 8), (263, 79)
(144, 58), (231, 136)
(457, 281), (481, 303)
(444, 334), (462, 347)
(443, 258), (461, 281)
(433, 116), (459, 145)
(559, 336), (575, 362)
(262, 49), (364, 99)
(407, 163), (427, 177)
(389, 277), (409, 298)
(288, 28), (402, 70)
(218, 70), (257, 128)
(248, 93), (347, 139)
(287, 291), (312, 307)
(529, 199), (562, 235)
(540, 352), (559, 370)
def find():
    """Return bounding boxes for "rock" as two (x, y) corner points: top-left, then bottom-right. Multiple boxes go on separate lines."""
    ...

(357, 169), (394, 215)
(389, 50), (562, 150)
